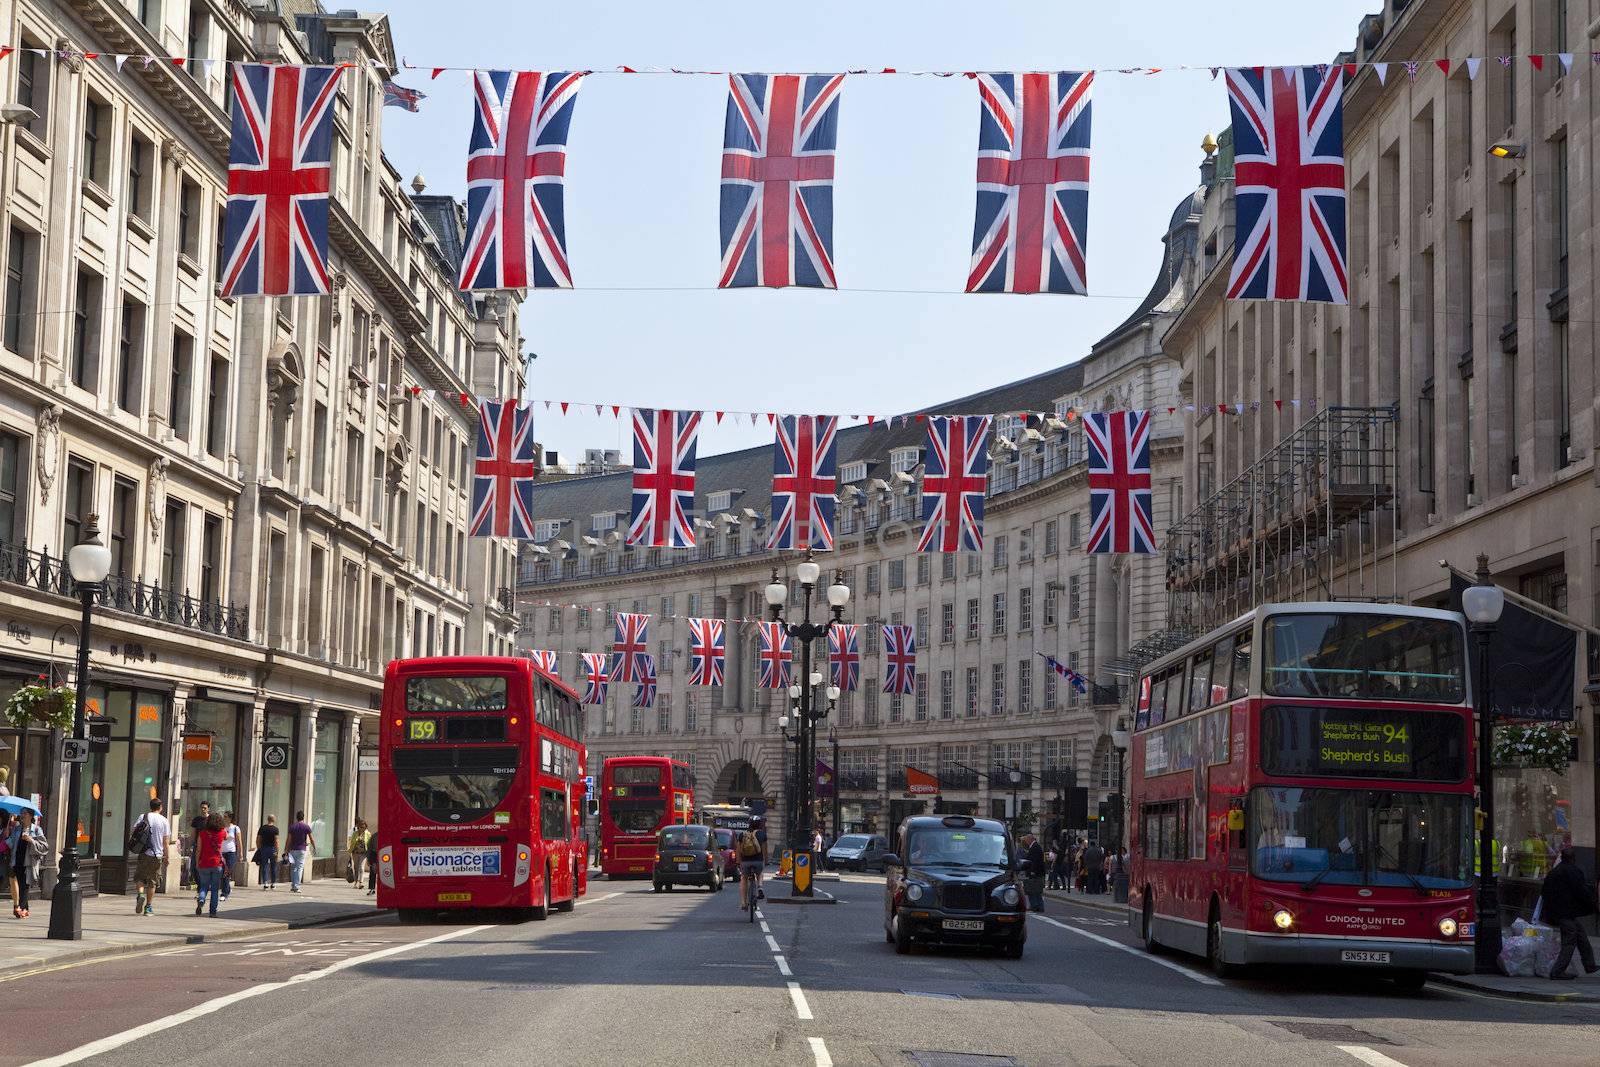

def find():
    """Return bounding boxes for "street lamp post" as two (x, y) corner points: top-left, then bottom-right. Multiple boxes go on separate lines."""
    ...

(766, 557), (849, 897)
(1008, 765), (1022, 828)
(828, 723), (840, 845)
(1110, 723), (1131, 904)
(48, 515), (112, 941)
(1463, 553), (1506, 974)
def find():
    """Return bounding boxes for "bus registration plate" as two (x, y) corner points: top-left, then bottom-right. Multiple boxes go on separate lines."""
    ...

(1341, 950), (1390, 964)
(943, 919), (985, 932)
(437, 892), (472, 903)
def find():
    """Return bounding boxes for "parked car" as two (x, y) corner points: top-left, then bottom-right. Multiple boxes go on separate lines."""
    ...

(882, 814), (1025, 957)
(712, 827), (741, 880)
(827, 833), (891, 872)
(652, 824), (722, 892)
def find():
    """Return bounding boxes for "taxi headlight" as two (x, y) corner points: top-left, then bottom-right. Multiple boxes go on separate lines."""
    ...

(905, 883), (925, 903)
(1272, 908), (1294, 930)
(1438, 916), (1459, 938)
(998, 885), (1021, 907)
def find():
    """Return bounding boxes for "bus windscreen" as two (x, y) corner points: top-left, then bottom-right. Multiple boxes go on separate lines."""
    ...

(1263, 613), (1466, 703)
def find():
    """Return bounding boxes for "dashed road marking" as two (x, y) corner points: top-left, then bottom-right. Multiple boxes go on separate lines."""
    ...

(574, 891), (623, 906)
(764, 934), (782, 953)
(787, 980), (814, 1020)
(1338, 1046), (1409, 1067)
(1033, 914), (1222, 986)
(774, 954), (793, 976)
(808, 1036), (832, 1066)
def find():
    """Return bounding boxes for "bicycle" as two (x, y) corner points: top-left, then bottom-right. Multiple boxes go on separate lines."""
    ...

(742, 862), (762, 923)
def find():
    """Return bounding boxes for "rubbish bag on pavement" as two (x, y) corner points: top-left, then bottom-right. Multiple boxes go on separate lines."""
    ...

(1498, 917), (1561, 977)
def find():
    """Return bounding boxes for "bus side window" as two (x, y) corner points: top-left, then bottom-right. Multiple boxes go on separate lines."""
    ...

(1230, 635), (1252, 701)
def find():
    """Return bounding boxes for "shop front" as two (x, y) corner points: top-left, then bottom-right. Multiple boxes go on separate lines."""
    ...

(309, 713), (344, 876)
(78, 684), (171, 893)
(0, 662), (56, 817)
(258, 705), (299, 829)
(176, 696), (250, 882)
(1494, 761), (1577, 920)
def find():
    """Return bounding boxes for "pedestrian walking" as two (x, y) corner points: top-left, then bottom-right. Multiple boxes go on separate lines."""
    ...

(1539, 845), (1600, 980)
(0, 766), (11, 796)
(194, 813), (226, 918)
(220, 811), (240, 902)
(253, 814), (280, 890)
(1046, 844), (1065, 890)
(1020, 832), (1047, 912)
(285, 810), (316, 892)
(347, 819), (370, 886)
(130, 797), (171, 916)
(6, 810), (44, 919)
(365, 826), (379, 896)
(1082, 840), (1105, 894)
(187, 800), (211, 906)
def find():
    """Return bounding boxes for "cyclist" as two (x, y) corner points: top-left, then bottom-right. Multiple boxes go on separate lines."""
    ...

(737, 816), (768, 911)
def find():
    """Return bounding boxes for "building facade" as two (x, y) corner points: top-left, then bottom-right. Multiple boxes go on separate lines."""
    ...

(1164, 0), (1600, 911)
(517, 190), (1205, 845)
(0, 0), (520, 893)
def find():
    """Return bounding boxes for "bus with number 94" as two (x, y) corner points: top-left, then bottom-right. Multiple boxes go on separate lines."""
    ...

(376, 656), (587, 920)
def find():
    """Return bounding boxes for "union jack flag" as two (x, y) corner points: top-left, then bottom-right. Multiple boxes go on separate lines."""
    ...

(968, 72), (1093, 295)
(631, 654), (657, 708)
(460, 70), (585, 291)
(628, 409), (700, 549)
(1041, 653), (1089, 695)
(1225, 66), (1347, 304)
(767, 416), (838, 551)
(917, 416), (992, 553)
(882, 624), (916, 695)
(719, 74), (843, 289)
(1084, 410), (1156, 554)
(469, 400), (538, 539)
(580, 652), (609, 705)
(610, 612), (651, 683)
(757, 621), (793, 690)
(528, 649), (558, 675)
(686, 617), (726, 687)
(828, 624), (859, 692)
(219, 64), (342, 297)
(382, 80), (426, 112)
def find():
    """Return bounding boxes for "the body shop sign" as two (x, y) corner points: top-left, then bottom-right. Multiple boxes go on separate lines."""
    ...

(406, 846), (502, 878)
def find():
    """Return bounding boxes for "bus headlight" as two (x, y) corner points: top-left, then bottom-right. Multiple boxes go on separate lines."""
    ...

(1272, 908), (1294, 930)
(905, 883), (925, 903)
(1438, 917), (1459, 938)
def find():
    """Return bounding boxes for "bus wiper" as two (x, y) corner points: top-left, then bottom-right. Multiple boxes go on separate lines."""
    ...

(1301, 866), (1333, 892)
(1374, 844), (1430, 897)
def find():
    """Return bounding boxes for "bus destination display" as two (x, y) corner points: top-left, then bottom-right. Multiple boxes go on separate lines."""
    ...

(407, 718), (438, 742)
(1316, 718), (1411, 772)
(1261, 705), (1466, 782)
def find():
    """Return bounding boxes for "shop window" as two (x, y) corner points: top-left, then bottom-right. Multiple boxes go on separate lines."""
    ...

(310, 715), (343, 848)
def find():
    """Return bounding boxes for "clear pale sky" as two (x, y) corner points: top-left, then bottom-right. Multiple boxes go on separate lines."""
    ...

(375, 0), (1373, 463)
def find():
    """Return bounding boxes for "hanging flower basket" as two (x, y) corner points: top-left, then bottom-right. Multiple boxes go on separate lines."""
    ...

(3, 682), (77, 732)
(1492, 722), (1575, 774)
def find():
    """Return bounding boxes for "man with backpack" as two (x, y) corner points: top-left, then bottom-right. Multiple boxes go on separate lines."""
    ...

(737, 816), (768, 911)
(129, 798), (170, 916)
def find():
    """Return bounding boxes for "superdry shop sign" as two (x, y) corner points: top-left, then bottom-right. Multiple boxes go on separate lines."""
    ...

(407, 846), (502, 878)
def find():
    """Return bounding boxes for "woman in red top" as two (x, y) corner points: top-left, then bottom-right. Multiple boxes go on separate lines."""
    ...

(194, 813), (226, 917)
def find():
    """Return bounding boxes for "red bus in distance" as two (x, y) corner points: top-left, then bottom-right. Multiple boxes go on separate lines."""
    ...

(599, 755), (694, 877)
(1127, 603), (1476, 989)
(376, 657), (587, 920)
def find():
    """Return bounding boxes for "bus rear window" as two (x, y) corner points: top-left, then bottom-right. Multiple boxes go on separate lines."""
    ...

(1263, 613), (1466, 703)
(612, 765), (662, 785)
(406, 676), (509, 712)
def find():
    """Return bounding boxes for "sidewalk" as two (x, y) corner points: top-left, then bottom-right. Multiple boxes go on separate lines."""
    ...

(0, 879), (381, 978)
(1430, 967), (1600, 1002)
(1043, 888), (1125, 915)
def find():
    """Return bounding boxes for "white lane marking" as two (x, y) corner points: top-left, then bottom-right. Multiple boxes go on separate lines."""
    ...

(574, 891), (622, 906)
(774, 954), (793, 976)
(755, 909), (764, 920)
(808, 1036), (833, 1066)
(1338, 1046), (1410, 1067)
(787, 980), (814, 1020)
(760, 921), (772, 933)
(1033, 914), (1222, 986)
(764, 934), (782, 953)
(28, 924), (494, 1067)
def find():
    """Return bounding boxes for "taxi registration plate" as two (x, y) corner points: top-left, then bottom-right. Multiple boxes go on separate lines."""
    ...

(943, 919), (985, 931)
(1340, 950), (1390, 964)
(673, 855), (694, 862)
(437, 892), (472, 903)
(676, 863), (689, 871)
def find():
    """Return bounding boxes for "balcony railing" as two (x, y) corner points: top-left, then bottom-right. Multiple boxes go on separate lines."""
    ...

(497, 586), (516, 613)
(837, 771), (878, 792)
(0, 541), (250, 641)
(939, 768), (979, 789)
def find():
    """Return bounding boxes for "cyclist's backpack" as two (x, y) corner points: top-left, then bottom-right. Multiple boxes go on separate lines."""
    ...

(738, 830), (761, 858)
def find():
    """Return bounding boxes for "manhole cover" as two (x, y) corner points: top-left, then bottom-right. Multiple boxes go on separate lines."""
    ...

(900, 989), (963, 1000)
(1271, 1022), (1394, 1045)
(905, 1054), (1020, 1067)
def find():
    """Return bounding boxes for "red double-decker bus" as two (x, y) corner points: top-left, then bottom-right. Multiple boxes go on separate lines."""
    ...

(1128, 603), (1476, 989)
(598, 755), (693, 877)
(376, 657), (587, 920)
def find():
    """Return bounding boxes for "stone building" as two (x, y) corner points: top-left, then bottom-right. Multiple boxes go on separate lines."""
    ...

(517, 186), (1205, 844)
(1163, 0), (1600, 908)
(0, 0), (520, 893)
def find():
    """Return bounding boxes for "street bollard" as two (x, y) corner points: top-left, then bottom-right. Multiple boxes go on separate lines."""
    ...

(1113, 867), (1129, 904)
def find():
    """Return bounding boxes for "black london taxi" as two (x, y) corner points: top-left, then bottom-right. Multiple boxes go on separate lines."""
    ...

(652, 824), (723, 893)
(882, 814), (1025, 957)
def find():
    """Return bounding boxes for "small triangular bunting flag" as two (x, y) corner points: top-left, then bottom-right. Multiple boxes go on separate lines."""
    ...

(1530, 54), (1545, 71)
(431, 67), (445, 79)
(1374, 63), (1388, 84)
(1465, 57), (1482, 80)
(559, 402), (568, 414)
(1435, 59), (1450, 76)
(1559, 52), (1573, 74)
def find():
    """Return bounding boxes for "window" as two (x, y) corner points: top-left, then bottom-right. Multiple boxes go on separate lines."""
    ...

(169, 330), (193, 439)
(684, 696), (697, 733)
(71, 268), (103, 390)
(63, 457), (94, 551)
(116, 298), (145, 414)
(1043, 665), (1057, 710)
(1230, 634), (1253, 700)
(865, 619), (879, 654)
(991, 592), (1006, 634)
(888, 559), (905, 590)
(1139, 800), (1191, 862)
(1248, 787), (1472, 889)
(15, 44), (47, 138)
(533, 519), (561, 542)
(1068, 512), (1081, 547)
(343, 427), (363, 509)
(863, 691), (879, 726)
(705, 490), (731, 513)
(990, 662), (1005, 714)
(1187, 649), (1212, 713)
(178, 177), (200, 258)
(1068, 575), (1081, 619)
(1018, 527), (1032, 563)
(992, 534), (1008, 568)
(200, 513), (222, 603)
(110, 476), (137, 576)
(940, 670), (953, 718)
(1263, 613), (1466, 704)
(940, 603), (954, 643)
(4, 226), (39, 355)
(162, 500), (187, 592)
(865, 564), (880, 594)
(1554, 136), (1569, 290)
(127, 132), (153, 221)
(890, 447), (919, 474)
(592, 512), (616, 533)
(941, 553), (955, 581)
(915, 555), (930, 586)
(888, 692), (902, 724)
(1043, 590), (1057, 626)
(206, 356), (229, 458)
(1044, 519), (1058, 556)
(841, 461), (866, 483)
(0, 431), (28, 545)
(965, 598), (979, 639)
(82, 95), (112, 187)
(1017, 660), (1032, 713)
(964, 666), (978, 717)
(1018, 587), (1033, 630)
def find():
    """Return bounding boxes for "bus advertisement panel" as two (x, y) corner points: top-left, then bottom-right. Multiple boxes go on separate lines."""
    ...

(1127, 604), (1476, 987)
(376, 657), (587, 919)
(599, 755), (693, 877)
